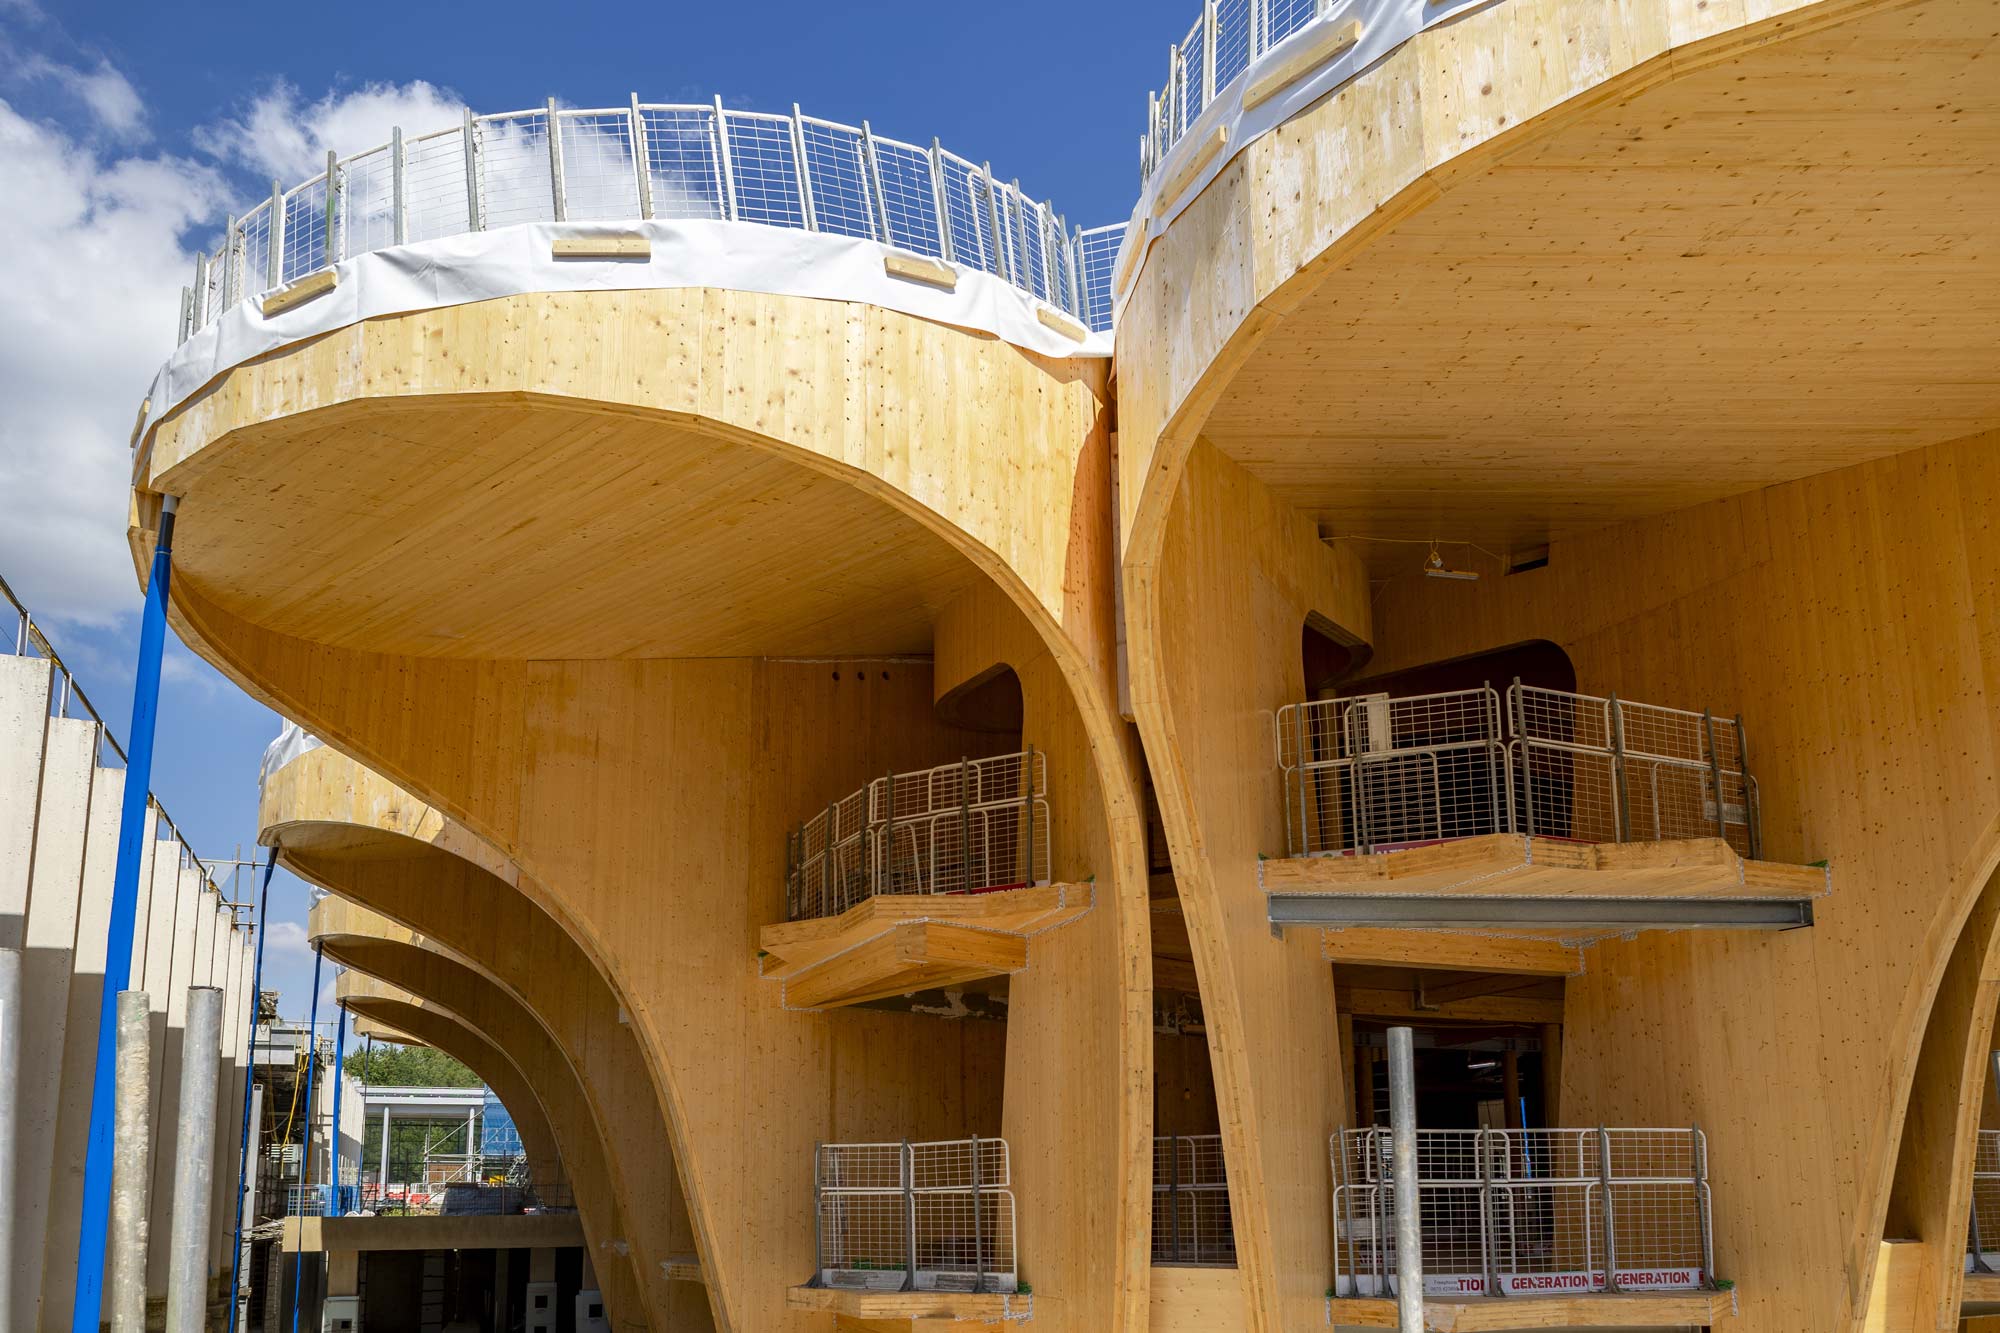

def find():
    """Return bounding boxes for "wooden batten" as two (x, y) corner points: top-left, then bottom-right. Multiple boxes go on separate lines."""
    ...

(883, 250), (959, 290)
(1152, 125), (1229, 219)
(551, 233), (652, 259)
(1243, 18), (1364, 110)
(259, 268), (337, 316)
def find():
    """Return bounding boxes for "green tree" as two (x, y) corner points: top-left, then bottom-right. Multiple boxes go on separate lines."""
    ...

(344, 1042), (480, 1088)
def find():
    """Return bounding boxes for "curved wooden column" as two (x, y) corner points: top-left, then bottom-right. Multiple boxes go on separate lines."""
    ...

(309, 902), (655, 1328)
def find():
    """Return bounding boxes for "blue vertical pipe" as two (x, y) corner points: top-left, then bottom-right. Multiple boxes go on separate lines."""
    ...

(329, 1004), (348, 1213)
(70, 495), (178, 1333)
(289, 944), (325, 1333)
(224, 848), (278, 1333)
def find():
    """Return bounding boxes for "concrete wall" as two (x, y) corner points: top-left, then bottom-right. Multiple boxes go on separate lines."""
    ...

(0, 647), (254, 1329)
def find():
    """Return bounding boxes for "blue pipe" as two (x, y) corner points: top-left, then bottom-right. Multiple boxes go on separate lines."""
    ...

(290, 944), (325, 1333)
(329, 1004), (348, 1213)
(224, 848), (278, 1333)
(70, 496), (178, 1333)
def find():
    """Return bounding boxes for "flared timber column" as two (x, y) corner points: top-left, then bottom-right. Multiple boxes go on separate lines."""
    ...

(262, 746), (705, 1330)
(308, 898), (654, 1329)
(140, 288), (1152, 1333)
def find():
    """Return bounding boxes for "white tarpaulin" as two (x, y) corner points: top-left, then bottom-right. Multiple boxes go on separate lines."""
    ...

(140, 218), (1110, 443)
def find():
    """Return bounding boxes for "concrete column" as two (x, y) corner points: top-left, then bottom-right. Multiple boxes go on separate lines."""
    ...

(145, 863), (204, 1306)
(0, 946), (20, 1330)
(110, 991), (152, 1333)
(166, 985), (224, 1333)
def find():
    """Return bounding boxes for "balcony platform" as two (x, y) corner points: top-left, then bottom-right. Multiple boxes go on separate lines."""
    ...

(758, 884), (1093, 1009)
(1965, 1272), (2000, 1304)
(281, 1211), (583, 1253)
(787, 1284), (1031, 1325)
(1328, 1289), (1736, 1330)
(1266, 835), (1822, 941)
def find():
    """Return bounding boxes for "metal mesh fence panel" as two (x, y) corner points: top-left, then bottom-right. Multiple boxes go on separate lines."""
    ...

(800, 118), (878, 241)
(939, 156), (1000, 276)
(872, 137), (943, 256)
(1971, 1130), (2000, 1271)
(722, 112), (806, 229)
(1266, 0), (1324, 48)
(558, 110), (643, 220)
(479, 111), (557, 228)
(1078, 225), (1122, 332)
(340, 144), (398, 257)
(403, 127), (470, 242)
(1215, 0), (1254, 89)
(815, 1139), (1016, 1293)
(1154, 1135), (1236, 1265)
(280, 176), (330, 282)
(637, 108), (726, 220)
(239, 202), (274, 295)
(1180, 16), (1208, 132)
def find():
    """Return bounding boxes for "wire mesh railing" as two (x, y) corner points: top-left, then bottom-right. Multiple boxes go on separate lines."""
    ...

(1140, 0), (1349, 187)
(1154, 1134), (1236, 1266)
(812, 1137), (1018, 1294)
(785, 748), (1051, 923)
(1275, 682), (1760, 859)
(1330, 1127), (1714, 1299)
(177, 98), (1120, 344)
(1969, 1129), (2000, 1273)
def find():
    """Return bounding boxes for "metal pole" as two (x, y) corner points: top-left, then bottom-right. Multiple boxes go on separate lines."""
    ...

(1598, 1126), (1621, 1292)
(1021, 744), (1036, 886)
(379, 1104), (391, 1196)
(391, 127), (408, 244)
(289, 945), (326, 1333)
(324, 150), (341, 265)
(972, 1133), (985, 1292)
(1607, 693), (1631, 842)
(630, 95), (653, 220)
(166, 987), (225, 1333)
(267, 180), (285, 287)
(234, 1084), (263, 1333)
(902, 1140), (916, 1293)
(929, 140), (954, 262)
(226, 848), (278, 1333)
(546, 99), (567, 222)
(1692, 1125), (1713, 1285)
(109, 992), (152, 1333)
(0, 949), (18, 1328)
(790, 105), (817, 230)
(712, 99), (737, 221)
(463, 109), (484, 232)
(71, 494), (178, 1333)
(959, 758), (972, 893)
(330, 1006), (348, 1211)
(1735, 715), (1761, 858)
(1203, 0), (1219, 103)
(1170, 1134), (1183, 1263)
(981, 166), (1006, 282)
(1702, 711), (1728, 841)
(861, 121), (889, 244)
(1388, 1026), (1423, 1333)
(1512, 677), (1533, 837)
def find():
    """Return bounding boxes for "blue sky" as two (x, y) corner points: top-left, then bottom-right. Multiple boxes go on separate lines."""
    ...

(0, 0), (1169, 1019)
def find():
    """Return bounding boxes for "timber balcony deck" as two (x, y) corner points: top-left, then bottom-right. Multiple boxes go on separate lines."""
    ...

(757, 882), (1093, 1009)
(1328, 1289), (1737, 1330)
(1269, 684), (1826, 953)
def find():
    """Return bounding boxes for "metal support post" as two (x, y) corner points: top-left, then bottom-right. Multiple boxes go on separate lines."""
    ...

(1388, 1026), (1423, 1332)
(546, 99), (567, 222)
(1170, 1135), (1183, 1263)
(463, 109), (484, 231)
(790, 106), (817, 230)
(1021, 744), (1036, 886)
(929, 140), (954, 261)
(982, 166), (1006, 281)
(267, 180), (285, 286)
(289, 945), (326, 1333)
(1607, 693), (1631, 842)
(329, 1006), (348, 1210)
(191, 253), (209, 328)
(1735, 715), (1761, 858)
(226, 849), (278, 1333)
(1204, 0), (1220, 102)
(166, 987), (225, 1333)
(1692, 1125), (1714, 1285)
(1478, 1128), (1501, 1298)
(391, 127), (408, 244)
(972, 1133), (985, 1292)
(109, 992), (151, 1333)
(1702, 710), (1728, 841)
(630, 95), (653, 219)
(861, 122), (889, 244)
(810, 1142), (823, 1282)
(1512, 677), (1534, 837)
(959, 758), (973, 893)
(902, 1140), (917, 1293)
(70, 494), (178, 1333)
(1598, 1126), (1621, 1292)
(712, 99), (737, 221)
(324, 150), (341, 265)
(233, 1084), (263, 1333)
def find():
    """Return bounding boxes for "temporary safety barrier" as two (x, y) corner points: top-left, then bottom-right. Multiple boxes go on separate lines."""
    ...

(1275, 684), (1760, 859)
(811, 1137), (1018, 1294)
(786, 749), (1050, 922)
(1153, 1134), (1236, 1266)
(1330, 1127), (1714, 1299)
(181, 101), (1122, 340)
(1968, 1128), (2000, 1272)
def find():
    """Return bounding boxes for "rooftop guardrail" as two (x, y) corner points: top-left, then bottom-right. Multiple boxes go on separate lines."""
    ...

(1275, 683), (1760, 860)
(1331, 1127), (1714, 1299)
(785, 748), (1050, 923)
(810, 1137), (1017, 1295)
(1141, 0), (1331, 185)
(182, 100), (1124, 340)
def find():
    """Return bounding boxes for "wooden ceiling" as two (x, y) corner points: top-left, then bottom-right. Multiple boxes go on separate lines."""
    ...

(174, 400), (982, 660)
(1202, 0), (1999, 571)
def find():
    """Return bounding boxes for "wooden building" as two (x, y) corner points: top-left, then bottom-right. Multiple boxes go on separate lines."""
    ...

(128, 0), (1996, 1327)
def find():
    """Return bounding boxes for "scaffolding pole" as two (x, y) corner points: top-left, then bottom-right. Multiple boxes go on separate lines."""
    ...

(1389, 1025), (1423, 1333)
(0, 948), (19, 1329)
(109, 993), (152, 1333)
(227, 849), (279, 1333)
(166, 986), (225, 1333)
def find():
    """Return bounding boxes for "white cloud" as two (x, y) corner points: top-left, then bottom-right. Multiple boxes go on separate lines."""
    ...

(195, 78), (464, 182)
(21, 55), (144, 140)
(0, 94), (223, 627)
(263, 919), (316, 964)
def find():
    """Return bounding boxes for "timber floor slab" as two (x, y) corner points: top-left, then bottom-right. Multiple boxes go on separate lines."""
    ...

(1328, 1288), (1736, 1329)
(282, 1212), (584, 1253)
(1965, 1271), (2000, 1304)
(1266, 836), (1822, 939)
(787, 1284), (1031, 1324)
(758, 884), (1093, 1009)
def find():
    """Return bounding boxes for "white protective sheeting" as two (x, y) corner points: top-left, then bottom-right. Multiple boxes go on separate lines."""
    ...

(1111, 0), (1501, 323)
(141, 218), (1109, 441)
(257, 721), (322, 805)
